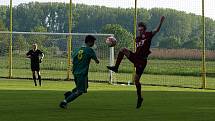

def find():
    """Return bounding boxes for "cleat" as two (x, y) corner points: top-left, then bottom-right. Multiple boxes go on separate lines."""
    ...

(59, 101), (67, 109)
(107, 66), (118, 73)
(136, 98), (143, 109)
(64, 91), (72, 99)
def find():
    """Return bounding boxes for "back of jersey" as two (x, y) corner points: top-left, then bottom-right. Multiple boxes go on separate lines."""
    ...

(72, 46), (97, 75)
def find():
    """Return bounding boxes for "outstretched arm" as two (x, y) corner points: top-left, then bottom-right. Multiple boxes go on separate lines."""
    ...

(152, 16), (165, 35)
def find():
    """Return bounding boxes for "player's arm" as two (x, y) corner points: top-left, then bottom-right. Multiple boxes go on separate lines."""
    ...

(94, 58), (100, 64)
(91, 49), (100, 64)
(26, 51), (31, 58)
(40, 53), (44, 60)
(92, 54), (100, 64)
(39, 51), (44, 63)
(152, 16), (165, 36)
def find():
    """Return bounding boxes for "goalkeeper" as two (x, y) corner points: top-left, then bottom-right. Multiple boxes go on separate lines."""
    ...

(26, 43), (44, 86)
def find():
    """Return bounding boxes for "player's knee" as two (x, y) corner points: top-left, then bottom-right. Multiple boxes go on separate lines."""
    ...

(120, 48), (127, 52)
(134, 76), (141, 85)
(119, 48), (128, 55)
(135, 81), (141, 85)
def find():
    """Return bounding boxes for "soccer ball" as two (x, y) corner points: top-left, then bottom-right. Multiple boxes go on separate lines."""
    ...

(106, 36), (117, 47)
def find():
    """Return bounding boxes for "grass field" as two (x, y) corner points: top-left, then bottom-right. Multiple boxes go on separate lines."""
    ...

(1, 56), (215, 89)
(1, 56), (215, 76)
(1, 68), (215, 89)
(0, 79), (215, 121)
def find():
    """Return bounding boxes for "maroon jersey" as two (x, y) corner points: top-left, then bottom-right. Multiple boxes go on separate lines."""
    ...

(135, 31), (154, 59)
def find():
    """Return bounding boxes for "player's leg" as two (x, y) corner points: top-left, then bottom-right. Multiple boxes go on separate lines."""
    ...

(35, 63), (42, 86)
(64, 87), (78, 99)
(66, 75), (87, 102)
(60, 90), (83, 109)
(37, 71), (42, 86)
(65, 90), (83, 103)
(134, 73), (143, 109)
(59, 75), (87, 108)
(107, 48), (131, 72)
(32, 71), (37, 86)
(135, 62), (147, 109)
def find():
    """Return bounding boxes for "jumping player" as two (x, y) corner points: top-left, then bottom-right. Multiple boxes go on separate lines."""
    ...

(59, 35), (99, 109)
(107, 16), (165, 109)
(26, 43), (44, 86)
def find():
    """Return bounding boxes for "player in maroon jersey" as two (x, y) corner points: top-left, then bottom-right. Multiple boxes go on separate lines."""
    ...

(107, 16), (165, 109)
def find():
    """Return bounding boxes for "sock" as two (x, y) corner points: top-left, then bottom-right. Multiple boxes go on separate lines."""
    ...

(66, 91), (82, 103)
(33, 74), (37, 86)
(38, 75), (42, 86)
(115, 51), (124, 68)
(135, 82), (142, 99)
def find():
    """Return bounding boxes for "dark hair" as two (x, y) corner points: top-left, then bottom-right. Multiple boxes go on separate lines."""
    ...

(85, 35), (96, 43)
(138, 22), (147, 30)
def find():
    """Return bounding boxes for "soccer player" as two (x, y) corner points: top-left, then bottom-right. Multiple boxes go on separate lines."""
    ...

(26, 43), (44, 86)
(59, 35), (99, 109)
(107, 16), (165, 109)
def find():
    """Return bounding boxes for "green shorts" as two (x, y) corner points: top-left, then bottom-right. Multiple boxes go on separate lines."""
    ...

(73, 74), (88, 93)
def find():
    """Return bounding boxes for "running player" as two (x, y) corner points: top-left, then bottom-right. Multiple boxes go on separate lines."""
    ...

(59, 35), (99, 109)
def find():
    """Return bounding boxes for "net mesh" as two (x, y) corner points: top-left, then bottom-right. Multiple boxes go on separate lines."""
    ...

(0, 32), (113, 82)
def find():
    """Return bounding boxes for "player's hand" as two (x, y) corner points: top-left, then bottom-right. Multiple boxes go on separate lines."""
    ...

(160, 16), (165, 23)
(95, 59), (99, 64)
(26, 55), (31, 58)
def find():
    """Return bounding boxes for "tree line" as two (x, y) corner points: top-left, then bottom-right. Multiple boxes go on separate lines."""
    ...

(0, 2), (215, 56)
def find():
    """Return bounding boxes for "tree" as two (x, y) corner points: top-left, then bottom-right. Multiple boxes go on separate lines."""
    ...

(13, 35), (27, 54)
(158, 36), (181, 49)
(0, 19), (9, 56)
(182, 37), (201, 49)
(1, 3), (215, 50)
(27, 25), (48, 48)
(0, 19), (7, 31)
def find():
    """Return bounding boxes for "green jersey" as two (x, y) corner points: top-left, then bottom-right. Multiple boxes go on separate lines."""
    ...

(72, 46), (97, 75)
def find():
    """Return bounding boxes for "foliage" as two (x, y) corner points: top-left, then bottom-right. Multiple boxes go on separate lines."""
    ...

(0, 2), (215, 53)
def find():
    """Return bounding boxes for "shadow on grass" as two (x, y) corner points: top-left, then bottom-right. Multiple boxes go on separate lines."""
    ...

(0, 90), (215, 121)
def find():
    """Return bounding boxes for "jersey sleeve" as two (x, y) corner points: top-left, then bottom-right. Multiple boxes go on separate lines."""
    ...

(90, 48), (98, 61)
(26, 50), (31, 56)
(38, 50), (43, 55)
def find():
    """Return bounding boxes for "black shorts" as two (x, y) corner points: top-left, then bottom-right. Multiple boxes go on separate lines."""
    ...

(31, 63), (40, 71)
(127, 51), (147, 75)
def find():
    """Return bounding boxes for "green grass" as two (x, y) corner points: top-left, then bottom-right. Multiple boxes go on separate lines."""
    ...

(1, 56), (215, 89)
(0, 79), (215, 121)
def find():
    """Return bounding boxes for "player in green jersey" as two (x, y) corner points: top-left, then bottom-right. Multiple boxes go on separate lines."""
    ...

(59, 35), (99, 109)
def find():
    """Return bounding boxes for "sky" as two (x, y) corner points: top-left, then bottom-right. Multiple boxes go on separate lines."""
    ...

(1, 0), (215, 20)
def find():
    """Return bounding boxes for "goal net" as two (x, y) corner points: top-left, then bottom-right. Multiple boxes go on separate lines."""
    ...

(0, 31), (115, 83)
